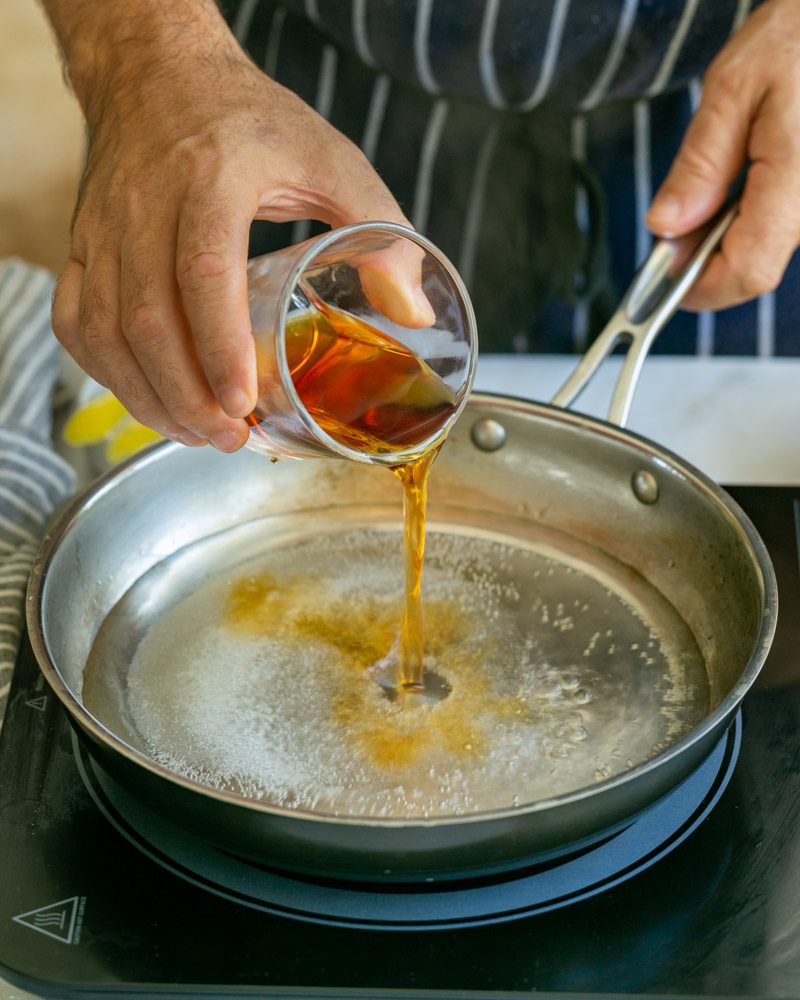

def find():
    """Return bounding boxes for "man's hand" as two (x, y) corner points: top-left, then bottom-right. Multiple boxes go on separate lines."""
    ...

(646, 0), (800, 312)
(45, 0), (411, 451)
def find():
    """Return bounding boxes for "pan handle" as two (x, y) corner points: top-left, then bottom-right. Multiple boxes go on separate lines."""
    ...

(550, 201), (738, 427)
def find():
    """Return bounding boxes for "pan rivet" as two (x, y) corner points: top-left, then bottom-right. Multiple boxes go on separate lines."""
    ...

(632, 470), (659, 504)
(471, 419), (507, 452)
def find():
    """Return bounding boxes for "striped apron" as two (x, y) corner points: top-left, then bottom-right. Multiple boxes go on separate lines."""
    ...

(222, 0), (800, 356)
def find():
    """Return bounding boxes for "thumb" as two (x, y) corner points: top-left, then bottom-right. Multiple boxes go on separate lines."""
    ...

(258, 122), (437, 329)
(647, 68), (755, 237)
(358, 237), (437, 329)
(315, 151), (437, 329)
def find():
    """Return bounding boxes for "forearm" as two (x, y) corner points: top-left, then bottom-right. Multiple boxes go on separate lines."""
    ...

(38, 0), (242, 118)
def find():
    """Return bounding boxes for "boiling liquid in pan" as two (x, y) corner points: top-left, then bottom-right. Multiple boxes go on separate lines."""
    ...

(83, 521), (710, 819)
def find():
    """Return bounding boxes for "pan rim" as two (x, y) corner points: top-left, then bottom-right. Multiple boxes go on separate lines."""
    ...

(25, 391), (778, 829)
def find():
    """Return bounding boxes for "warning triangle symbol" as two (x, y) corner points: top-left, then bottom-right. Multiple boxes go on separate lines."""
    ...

(13, 897), (79, 944)
(25, 696), (47, 712)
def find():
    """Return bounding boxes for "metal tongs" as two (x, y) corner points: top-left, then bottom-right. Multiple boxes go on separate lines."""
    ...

(552, 202), (738, 427)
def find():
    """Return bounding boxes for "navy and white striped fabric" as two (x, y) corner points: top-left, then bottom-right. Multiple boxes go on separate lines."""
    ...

(0, 260), (76, 727)
(224, 0), (799, 356)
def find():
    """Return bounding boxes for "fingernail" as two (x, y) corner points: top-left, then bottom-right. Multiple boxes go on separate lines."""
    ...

(210, 429), (246, 452)
(219, 386), (254, 419)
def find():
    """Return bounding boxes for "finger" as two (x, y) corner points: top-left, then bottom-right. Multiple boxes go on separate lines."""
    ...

(254, 121), (412, 231)
(647, 61), (759, 238)
(175, 181), (258, 424)
(52, 256), (86, 367)
(358, 239), (436, 329)
(314, 150), (411, 230)
(307, 144), (438, 327)
(120, 207), (250, 452)
(681, 185), (797, 312)
(255, 127), (434, 327)
(680, 98), (800, 310)
(77, 250), (206, 446)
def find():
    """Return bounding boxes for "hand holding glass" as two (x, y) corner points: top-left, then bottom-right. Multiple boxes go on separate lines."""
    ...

(245, 223), (477, 464)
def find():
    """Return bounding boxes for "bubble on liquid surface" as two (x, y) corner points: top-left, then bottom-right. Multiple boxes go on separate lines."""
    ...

(82, 521), (710, 819)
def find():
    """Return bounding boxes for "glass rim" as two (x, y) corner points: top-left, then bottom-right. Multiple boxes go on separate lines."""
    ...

(274, 220), (478, 466)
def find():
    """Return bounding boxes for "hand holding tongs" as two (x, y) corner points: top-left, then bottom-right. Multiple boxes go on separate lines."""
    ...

(552, 202), (738, 427)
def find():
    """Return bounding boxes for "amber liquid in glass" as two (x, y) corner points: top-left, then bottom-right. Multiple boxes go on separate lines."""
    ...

(249, 300), (456, 693)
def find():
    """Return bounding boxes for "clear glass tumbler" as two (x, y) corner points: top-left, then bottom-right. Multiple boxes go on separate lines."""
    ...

(245, 222), (477, 464)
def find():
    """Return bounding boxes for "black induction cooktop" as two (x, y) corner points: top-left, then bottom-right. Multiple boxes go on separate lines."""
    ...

(1, 486), (799, 999)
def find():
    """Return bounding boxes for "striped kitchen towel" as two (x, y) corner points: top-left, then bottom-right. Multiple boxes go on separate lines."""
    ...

(0, 259), (76, 729)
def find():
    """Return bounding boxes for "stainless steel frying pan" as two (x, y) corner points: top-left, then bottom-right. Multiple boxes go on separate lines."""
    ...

(26, 205), (777, 881)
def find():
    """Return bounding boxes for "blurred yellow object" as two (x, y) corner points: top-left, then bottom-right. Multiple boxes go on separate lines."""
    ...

(105, 421), (163, 464)
(63, 390), (164, 464)
(63, 393), (128, 446)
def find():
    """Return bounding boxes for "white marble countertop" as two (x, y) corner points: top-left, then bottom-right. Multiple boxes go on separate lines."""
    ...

(474, 354), (800, 485)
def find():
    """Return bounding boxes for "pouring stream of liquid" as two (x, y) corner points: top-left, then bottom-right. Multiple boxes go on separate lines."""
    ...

(392, 447), (439, 692)
(275, 295), (456, 696)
